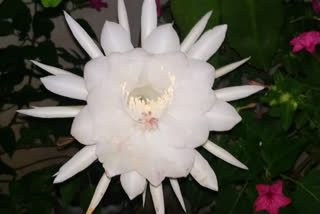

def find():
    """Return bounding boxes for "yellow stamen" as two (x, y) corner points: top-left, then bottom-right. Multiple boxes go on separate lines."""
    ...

(86, 207), (94, 214)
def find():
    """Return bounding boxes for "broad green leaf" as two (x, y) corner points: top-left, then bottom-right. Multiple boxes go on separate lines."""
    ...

(171, 0), (221, 38)
(59, 177), (81, 204)
(293, 170), (320, 214)
(221, 0), (284, 69)
(41, 0), (63, 8)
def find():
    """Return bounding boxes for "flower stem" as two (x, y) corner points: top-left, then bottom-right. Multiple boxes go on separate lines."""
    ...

(280, 174), (320, 202)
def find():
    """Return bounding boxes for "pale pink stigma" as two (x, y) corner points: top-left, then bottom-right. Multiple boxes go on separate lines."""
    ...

(139, 111), (158, 130)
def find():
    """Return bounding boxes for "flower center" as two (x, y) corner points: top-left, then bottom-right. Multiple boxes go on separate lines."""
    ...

(121, 72), (175, 130)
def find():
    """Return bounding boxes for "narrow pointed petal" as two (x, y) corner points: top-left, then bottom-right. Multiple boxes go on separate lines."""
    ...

(118, 0), (130, 35)
(17, 106), (83, 118)
(41, 75), (87, 100)
(180, 11), (212, 53)
(187, 25), (227, 61)
(121, 171), (147, 200)
(54, 145), (97, 183)
(169, 179), (186, 212)
(141, 0), (157, 45)
(142, 186), (147, 207)
(205, 100), (241, 131)
(31, 60), (76, 76)
(150, 183), (165, 214)
(215, 85), (264, 102)
(143, 24), (180, 54)
(86, 173), (111, 214)
(64, 11), (103, 59)
(215, 57), (250, 78)
(190, 152), (218, 191)
(101, 21), (133, 54)
(203, 140), (248, 169)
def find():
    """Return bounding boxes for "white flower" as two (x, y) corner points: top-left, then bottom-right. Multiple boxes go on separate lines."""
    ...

(17, 0), (264, 213)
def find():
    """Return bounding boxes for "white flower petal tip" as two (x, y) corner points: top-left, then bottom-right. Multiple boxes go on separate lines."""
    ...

(206, 100), (242, 131)
(191, 152), (218, 191)
(170, 179), (186, 212)
(53, 145), (97, 184)
(203, 141), (248, 170)
(17, 106), (83, 118)
(63, 11), (103, 59)
(30, 60), (75, 76)
(118, 0), (130, 34)
(187, 24), (227, 61)
(143, 24), (180, 54)
(41, 75), (88, 100)
(215, 57), (251, 78)
(215, 85), (264, 102)
(180, 10), (213, 53)
(150, 184), (165, 214)
(86, 173), (111, 214)
(141, 0), (157, 44)
(121, 171), (147, 200)
(101, 21), (133, 55)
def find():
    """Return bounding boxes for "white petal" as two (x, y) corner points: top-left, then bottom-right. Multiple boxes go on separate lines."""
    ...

(187, 25), (227, 61)
(203, 140), (248, 169)
(205, 100), (241, 131)
(64, 12), (103, 59)
(143, 24), (180, 54)
(100, 21), (133, 55)
(31, 60), (76, 76)
(142, 186), (147, 207)
(169, 179), (186, 212)
(41, 75), (87, 100)
(54, 145), (97, 183)
(215, 85), (264, 102)
(84, 57), (109, 91)
(215, 57), (250, 78)
(17, 106), (83, 118)
(118, 0), (130, 35)
(71, 106), (95, 145)
(150, 183), (165, 214)
(190, 152), (218, 191)
(121, 171), (147, 200)
(180, 11), (212, 53)
(141, 0), (157, 45)
(86, 173), (111, 214)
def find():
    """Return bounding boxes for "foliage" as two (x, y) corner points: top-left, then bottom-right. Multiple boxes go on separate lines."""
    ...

(0, 0), (319, 213)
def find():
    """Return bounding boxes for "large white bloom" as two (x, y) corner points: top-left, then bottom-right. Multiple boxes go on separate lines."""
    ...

(18, 0), (264, 213)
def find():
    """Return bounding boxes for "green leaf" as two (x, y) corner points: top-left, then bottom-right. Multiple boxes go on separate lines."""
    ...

(0, 127), (16, 156)
(41, 0), (63, 8)
(292, 170), (320, 214)
(171, 0), (221, 38)
(59, 177), (81, 204)
(280, 101), (296, 131)
(0, 21), (13, 36)
(221, 0), (284, 68)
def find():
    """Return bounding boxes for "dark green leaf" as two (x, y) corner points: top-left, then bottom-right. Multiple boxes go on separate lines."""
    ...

(293, 170), (320, 214)
(221, 0), (284, 68)
(0, 159), (15, 175)
(33, 12), (55, 38)
(59, 177), (81, 204)
(0, 21), (13, 36)
(0, 127), (16, 156)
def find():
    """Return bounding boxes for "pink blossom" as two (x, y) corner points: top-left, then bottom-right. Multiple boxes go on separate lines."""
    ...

(254, 181), (291, 214)
(312, 0), (320, 14)
(156, 0), (161, 16)
(89, 0), (108, 11)
(290, 31), (320, 53)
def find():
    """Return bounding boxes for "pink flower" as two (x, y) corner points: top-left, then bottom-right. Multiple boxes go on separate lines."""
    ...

(89, 0), (108, 11)
(290, 31), (320, 53)
(254, 181), (291, 214)
(312, 0), (320, 14)
(156, 0), (161, 16)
